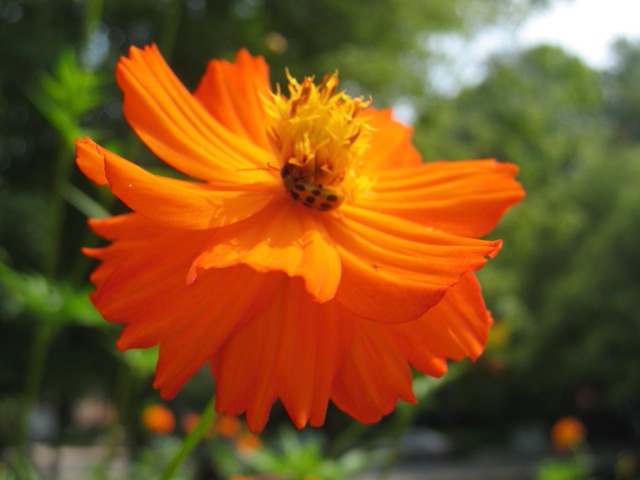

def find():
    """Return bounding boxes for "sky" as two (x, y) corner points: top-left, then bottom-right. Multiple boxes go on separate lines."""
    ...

(424, 0), (640, 97)
(518, 0), (640, 68)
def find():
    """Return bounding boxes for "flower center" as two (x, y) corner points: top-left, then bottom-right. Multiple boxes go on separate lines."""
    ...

(264, 71), (372, 211)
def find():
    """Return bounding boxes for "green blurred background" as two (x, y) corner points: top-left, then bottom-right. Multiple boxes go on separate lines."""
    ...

(1, 0), (639, 478)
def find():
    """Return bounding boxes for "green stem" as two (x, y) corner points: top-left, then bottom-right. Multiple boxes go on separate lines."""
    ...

(377, 403), (417, 480)
(16, 319), (57, 455)
(159, 396), (217, 480)
(327, 421), (368, 458)
(83, 0), (104, 44)
(376, 366), (468, 479)
(158, 0), (183, 61)
(43, 145), (74, 279)
(46, 0), (104, 280)
(94, 361), (132, 480)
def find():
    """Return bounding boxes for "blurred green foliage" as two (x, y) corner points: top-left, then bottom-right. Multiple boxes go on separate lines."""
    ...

(237, 428), (372, 479)
(413, 41), (640, 439)
(1, 0), (639, 478)
(537, 459), (589, 480)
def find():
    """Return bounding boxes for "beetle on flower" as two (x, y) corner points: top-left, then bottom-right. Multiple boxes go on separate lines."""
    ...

(76, 45), (524, 433)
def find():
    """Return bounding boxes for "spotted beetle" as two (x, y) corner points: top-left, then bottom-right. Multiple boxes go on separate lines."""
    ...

(280, 164), (344, 211)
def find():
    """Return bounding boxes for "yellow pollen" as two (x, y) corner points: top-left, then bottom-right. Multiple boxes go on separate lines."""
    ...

(263, 70), (373, 209)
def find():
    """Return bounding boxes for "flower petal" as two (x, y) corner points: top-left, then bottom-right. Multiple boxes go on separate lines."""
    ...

(82, 214), (167, 288)
(116, 44), (274, 183)
(88, 221), (280, 398)
(193, 49), (272, 151)
(211, 276), (354, 433)
(330, 272), (491, 423)
(392, 271), (492, 375)
(76, 137), (278, 229)
(89, 228), (211, 334)
(358, 159), (525, 238)
(87, 213), (165, 241)
(361, 108), (423, 171)
(76, 136), (109, 186)
(153, 266), (281, 399)
(330, 318), (417, 424)
(189, 198), (341, 303)
(326, 207), (501, 323)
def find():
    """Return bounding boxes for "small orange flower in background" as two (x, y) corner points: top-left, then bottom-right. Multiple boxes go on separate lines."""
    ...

(141, 404), (175, 435)
(76, 45), (524, 433)
(215, 415), (242, 438)
(235, 433), (262, 453)
(551, 416), (586, 451)
(182, 412), (217, 437)
(181, 412), (199, 434)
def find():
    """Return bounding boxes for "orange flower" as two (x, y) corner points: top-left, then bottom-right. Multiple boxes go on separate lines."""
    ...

(551, 416), (586, 451)
(141, 404), (175, 434)
(215, 415), (242, 438)
(181, 411), (217, 437)
(76, 45), (524, 433)
(235, 433), (262, 453)
(181, 412), (200, 434)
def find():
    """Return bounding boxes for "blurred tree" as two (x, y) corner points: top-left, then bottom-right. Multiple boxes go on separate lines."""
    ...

(603, 38), (640, 143)
(416, 43), (640, 438)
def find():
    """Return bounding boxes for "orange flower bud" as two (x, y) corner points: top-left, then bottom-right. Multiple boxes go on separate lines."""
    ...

(141, 404), (175, 435)
(181, 412), (200, 434)
(215, 415), (242, 438)
(551, 416), (586, 451)
(235, 433), (262, 453)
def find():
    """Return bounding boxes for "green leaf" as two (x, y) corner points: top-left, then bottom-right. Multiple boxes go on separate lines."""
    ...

(0, 262), (105, 328)
(27, 48), (107, 148)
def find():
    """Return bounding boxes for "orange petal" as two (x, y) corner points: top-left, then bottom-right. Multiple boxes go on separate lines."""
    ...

(90, 228), (211, 330)
(272, 281), (355, 429)
(88, 221), (279, 398)
(210, 312), (278, 433)
(326, 207), (501, 323)
(330, 318), (417, 424)
(189, 198), (341, 303)
(211, 276), (354, 433)
(391, 271), (492, 375)
(361, 108), (423, 171)
(152, 266), (281, 399)
(83, 248), (117, 289)
(87, 213), (165, 241)
(419, 270), (492, 361)
(77, 137), (277, 229)
(83, 214), (167, 289)
(76, 137), (109, 185)
(193, 49), (272, 151)
(116, 44), (274, 183)
(329, 272), (491, 423)
(358, 159), (525, 238)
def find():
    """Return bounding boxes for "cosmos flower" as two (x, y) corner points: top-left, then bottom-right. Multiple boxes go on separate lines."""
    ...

(551, 417), (586, 451)
(235, 433), (263, 453)
(214, 415), (242, 439)
(141, 404), (175, 435)
(76, 45), (524, 433)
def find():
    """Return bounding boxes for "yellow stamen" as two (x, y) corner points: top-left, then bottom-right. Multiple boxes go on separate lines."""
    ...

(263, 70), (373, 209)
